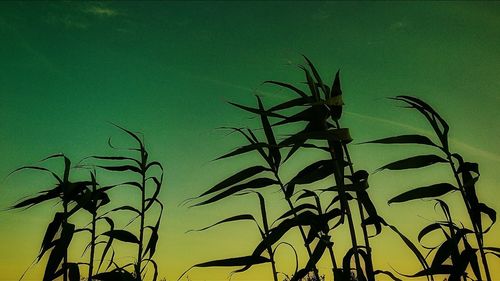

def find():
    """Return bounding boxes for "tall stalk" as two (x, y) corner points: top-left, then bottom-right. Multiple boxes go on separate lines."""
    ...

(10, 154), (88, 281)
(368, 96), (497, 281)
(334, 120), (375, 281)
(93, 124), (164, 280)
(264, 57), (385, 280)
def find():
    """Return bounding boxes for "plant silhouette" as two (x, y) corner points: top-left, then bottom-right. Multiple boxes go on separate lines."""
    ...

(10, 154), (92, 281)
(367, 96), (499, 281)
(90, 125), (164, 281)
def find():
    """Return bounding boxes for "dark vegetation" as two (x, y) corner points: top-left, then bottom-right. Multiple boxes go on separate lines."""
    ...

(7, 57), (498, 281)
(10, 125), (164, 281)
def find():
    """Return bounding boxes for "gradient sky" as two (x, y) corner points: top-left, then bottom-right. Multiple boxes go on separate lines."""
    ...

(0, 1), (499, 280)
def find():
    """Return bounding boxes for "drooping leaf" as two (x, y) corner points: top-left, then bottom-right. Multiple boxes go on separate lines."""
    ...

(214, 143), (270, 161)
(101, 230), (139, 244)
(199, 166), (271, 197)
(187, 214), (256, 233)
(273, 105), (329, 127)
(11, 189), (60, 209)
(178, 256), (271, 281)
(264, 80), (308, 98)
(110, 205), (141, 215)
(97, 165), (141, 174)
(478, 202), (496, 233)
(286, 160), (335, 198)
(363, 134), (438, 147)
(194, 178), (278, 206)
(378, 154), (447, 172)
(280, 128), (352, 147)
(275, 203), (317, 222)
(388, 183), (457, 204)
(417, 223), (444, 244)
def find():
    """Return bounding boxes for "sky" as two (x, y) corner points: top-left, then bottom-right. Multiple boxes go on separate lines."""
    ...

(0, 1), (499, 280)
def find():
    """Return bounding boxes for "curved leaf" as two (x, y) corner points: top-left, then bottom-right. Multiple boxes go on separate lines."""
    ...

(187, 214), (256, 233)
(199, 166), (271, 197)
(194, 178), (278, 206)
(101, 230), (139, 244)
(263, 80), (308, 98)
(363, 134), (437, 147)
(389, 183), (457, 204)
(378, 154), (447, 172)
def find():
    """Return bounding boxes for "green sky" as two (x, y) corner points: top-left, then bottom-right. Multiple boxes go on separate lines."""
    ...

(0, 1), (499, 280)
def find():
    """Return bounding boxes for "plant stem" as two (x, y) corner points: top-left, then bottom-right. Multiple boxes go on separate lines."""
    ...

(259, 189), (279, 281)
(274, 171), (322, 280)
(325, 132), (363, 279)
(269, 253), (279, 281)
(336, 120), (374, 281)
(89, 211), (96, 281)
(63, 201), (68, 281)
(137, 169), (146, 280)
(447, 157), (491, 281)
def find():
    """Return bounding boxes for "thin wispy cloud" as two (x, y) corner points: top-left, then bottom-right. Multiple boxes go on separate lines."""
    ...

(45, 3), (123, 30)
(82, 4), (121, 17)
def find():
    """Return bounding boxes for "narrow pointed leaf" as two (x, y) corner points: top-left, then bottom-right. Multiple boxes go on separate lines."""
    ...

(378, 155), (447, 171)
(102, 230), (139, 244)
(194, 178), (278, 206)
(264, 80), (308, 98)
(187, 214), (256, 233)
(199, 166), (271, 197)
(98, 165), (141, 173)
(228, 101), (285, 118)
(363, 134), (437, 147)
(214, 143), (269, 161)
(389, 183), (457, 204)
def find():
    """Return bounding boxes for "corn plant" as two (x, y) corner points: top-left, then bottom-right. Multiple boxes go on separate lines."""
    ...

(366, 96), (498, 280)
(71, 170), (117, 280)
(186, 97), (336, 280)
(10, 154), (91, 281)
(259, 57), (390, 281)
(90, 125), (164, 281)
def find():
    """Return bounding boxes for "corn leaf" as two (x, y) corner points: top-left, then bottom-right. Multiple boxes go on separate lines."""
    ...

(378, 154), (447, 172)
(264, 80), (308, 98)
(388, 183), (457, 204)
(102, 230), (139, 244)
(199, 166), (271, 197)
(187, 214), (256, 233)
(194, 178), (278, 206)
(363, 134), (438, 147)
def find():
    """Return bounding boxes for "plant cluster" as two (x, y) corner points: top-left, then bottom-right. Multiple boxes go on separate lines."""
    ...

(10, 125), (164, 281)
(183, 57), (498, 281)
(6, 57), (498, 281)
